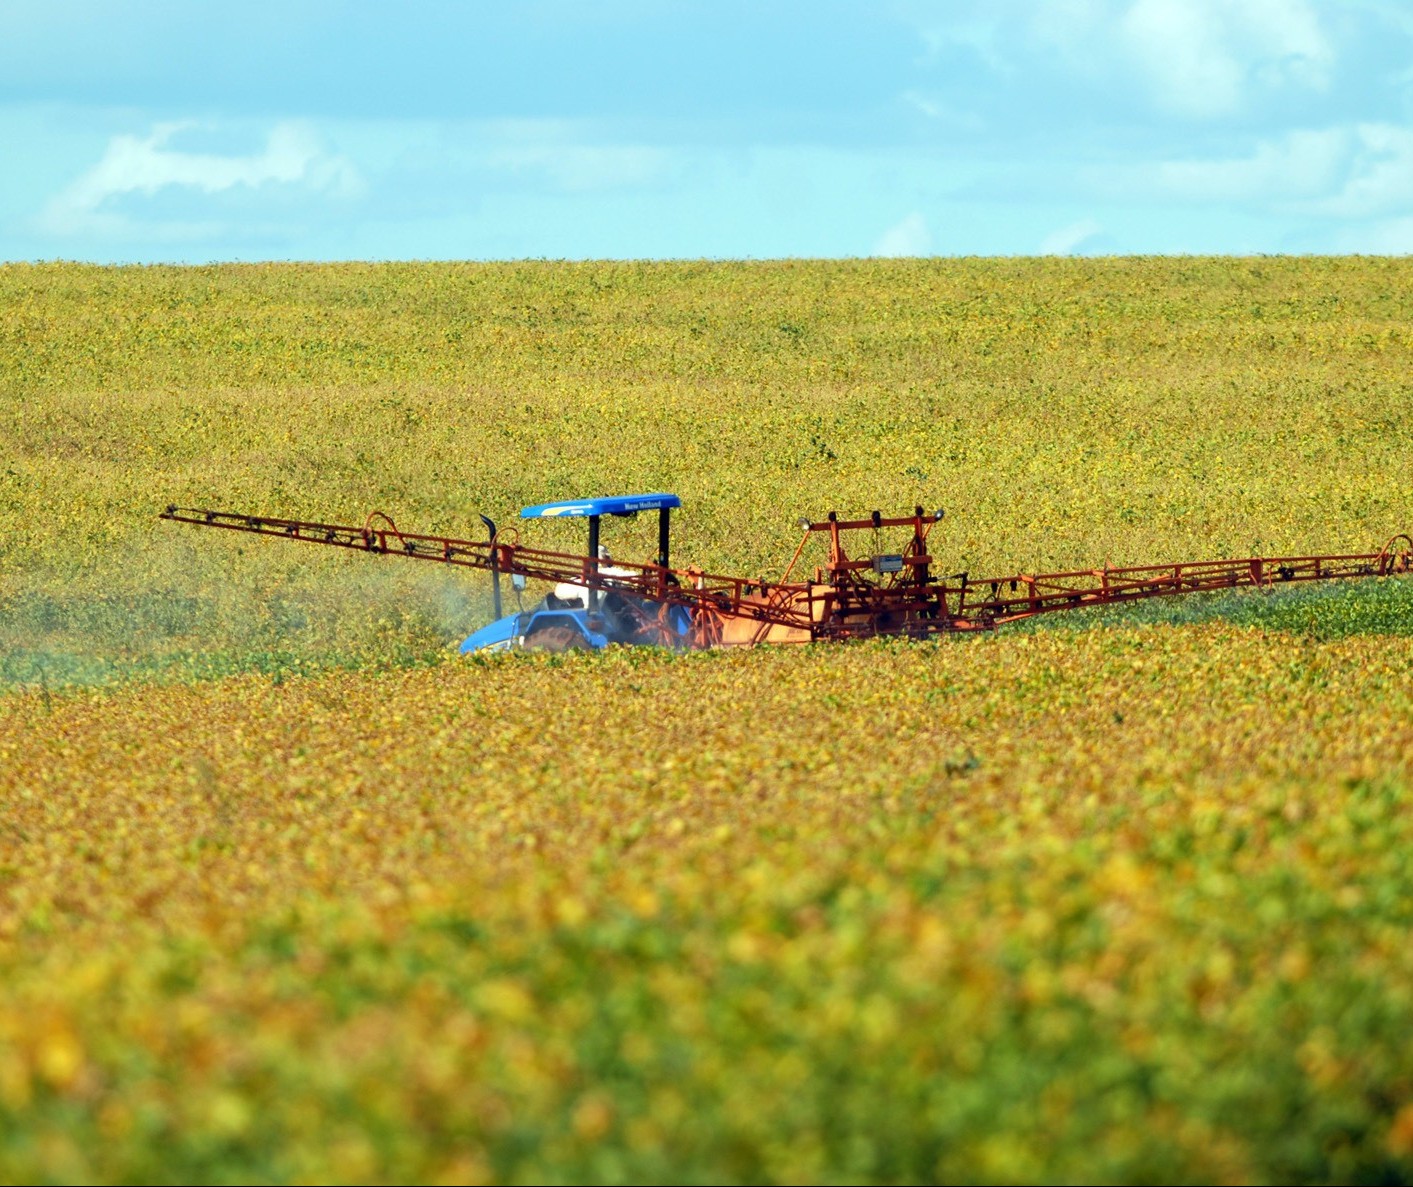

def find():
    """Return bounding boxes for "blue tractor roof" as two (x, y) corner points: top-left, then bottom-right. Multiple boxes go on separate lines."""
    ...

(520, 493), (681, 519)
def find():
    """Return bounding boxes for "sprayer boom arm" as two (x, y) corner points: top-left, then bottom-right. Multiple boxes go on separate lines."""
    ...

(158, 505), (793, 630)
(161, 506), (1411, 645)
(958, 538), (1413, 626)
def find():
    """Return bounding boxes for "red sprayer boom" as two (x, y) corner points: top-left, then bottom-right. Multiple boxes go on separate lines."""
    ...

(161, 502), (1412, 650)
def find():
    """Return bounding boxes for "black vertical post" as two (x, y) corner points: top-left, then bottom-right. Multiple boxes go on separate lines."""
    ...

(658, 507), (671, 570)
(587, 515), (600, 612)
(479, 514), (502, 619)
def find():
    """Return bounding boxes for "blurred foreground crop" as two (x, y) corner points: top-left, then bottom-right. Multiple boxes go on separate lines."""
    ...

(3, 632), (1413, 1183)
(3, 259), (1412, 1183)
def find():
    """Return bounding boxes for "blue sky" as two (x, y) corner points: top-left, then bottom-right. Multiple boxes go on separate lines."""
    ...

(4, 0), (1413, 261)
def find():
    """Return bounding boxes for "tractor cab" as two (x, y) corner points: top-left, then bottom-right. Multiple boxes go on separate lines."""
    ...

(459, 493), (689, 653)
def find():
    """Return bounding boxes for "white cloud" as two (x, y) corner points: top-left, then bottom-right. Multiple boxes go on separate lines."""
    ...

(905, 0), (1336, 122)
(1118, 0), (1333, 117)
(1118, 1), (1242, 117)
(873, 212), (933, 256)
(1040, 218), (1104, 254)
(1139, 128), (1350, 202)
(1008, 0), (1335, 118)
(1103, 122), (1413, 220)
(1307, 123), (1413, 218)
(40, 120), (361, 239)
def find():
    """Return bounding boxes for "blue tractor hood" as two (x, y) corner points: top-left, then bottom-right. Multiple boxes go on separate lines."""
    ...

(459, 614), (519, 654)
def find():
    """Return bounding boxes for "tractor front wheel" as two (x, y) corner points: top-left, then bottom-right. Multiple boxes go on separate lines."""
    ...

(523, 625), (590, 652)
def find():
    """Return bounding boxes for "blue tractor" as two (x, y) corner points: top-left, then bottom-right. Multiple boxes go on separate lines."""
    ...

(458, 493), (693, 653)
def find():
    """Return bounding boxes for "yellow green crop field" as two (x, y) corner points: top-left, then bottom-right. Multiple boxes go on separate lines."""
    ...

(2, 258), (1412, 1182)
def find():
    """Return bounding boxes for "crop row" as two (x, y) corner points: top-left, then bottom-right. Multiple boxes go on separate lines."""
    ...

(2, 627), (1411, 1181)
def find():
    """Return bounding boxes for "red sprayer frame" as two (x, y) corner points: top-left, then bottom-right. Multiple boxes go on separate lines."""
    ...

(161, 505), (1411, 648)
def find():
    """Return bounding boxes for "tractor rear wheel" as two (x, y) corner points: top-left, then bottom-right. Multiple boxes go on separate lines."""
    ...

(524, 625), (589, 652)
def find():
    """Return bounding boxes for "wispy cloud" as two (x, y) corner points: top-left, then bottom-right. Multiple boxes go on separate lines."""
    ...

(39, 120), (361, 240)
(1101, 122), (1413, 220)
(900, 90), (986, 133)
(1040, 218), (1104, 255)
(911, 0), (1335, 120)
(1116, 0), (1332, 118)
(874, 212), (932, 257)
(1304, 123), (1413, 218)
(6, 3), (1412, 261)
(1129, 128), (1350, 203)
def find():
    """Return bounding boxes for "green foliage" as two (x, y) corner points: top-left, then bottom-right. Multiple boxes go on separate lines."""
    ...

(3, 634), (1413, 1183)
(2, 259), (1412, 1183)
(1, 257), (1411, 688)
(1030, 575), (1413, 640)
